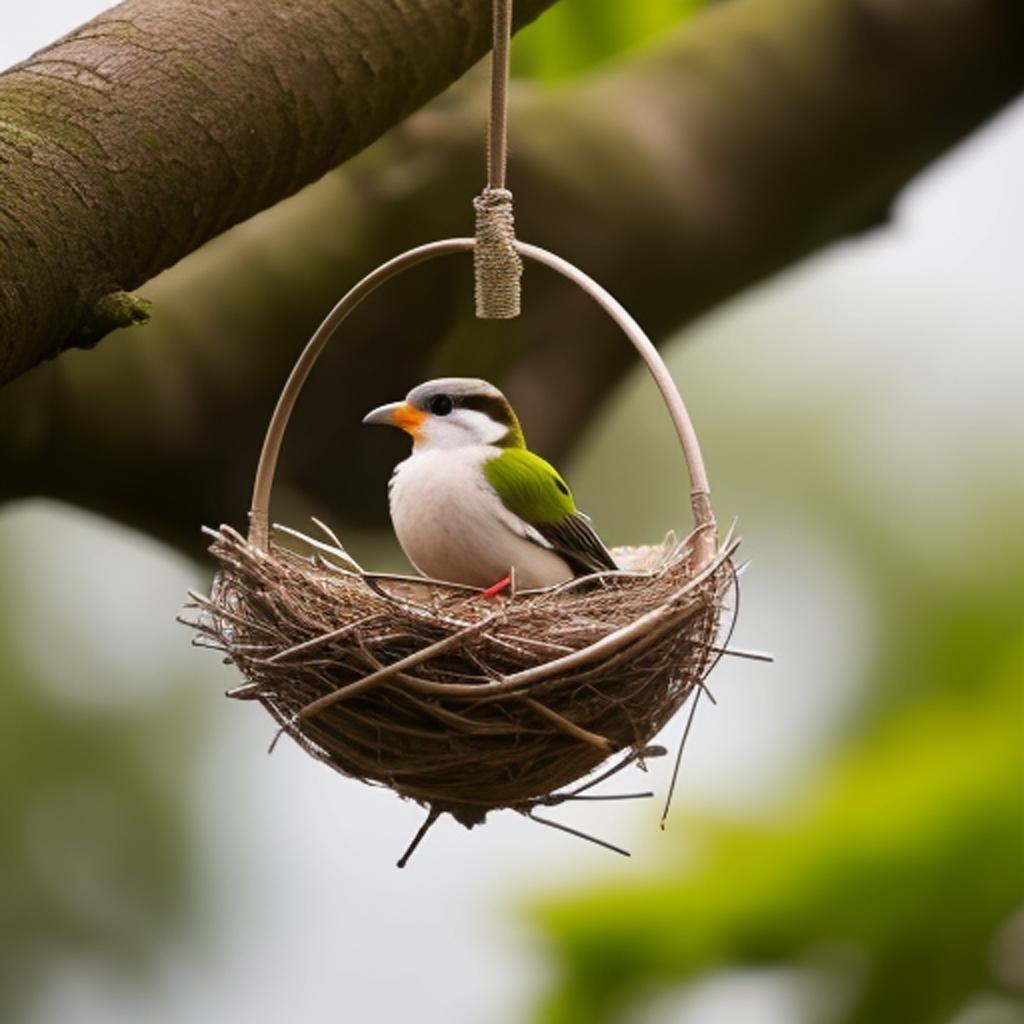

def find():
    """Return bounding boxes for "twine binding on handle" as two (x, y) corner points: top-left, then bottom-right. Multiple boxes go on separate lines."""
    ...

(474, 187), (522, 318)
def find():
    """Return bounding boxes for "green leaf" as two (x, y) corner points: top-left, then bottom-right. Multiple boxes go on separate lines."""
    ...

(513, 0), (704, 83)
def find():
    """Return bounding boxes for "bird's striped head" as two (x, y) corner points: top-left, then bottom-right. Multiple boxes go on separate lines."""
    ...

(362, 378), (525, 451)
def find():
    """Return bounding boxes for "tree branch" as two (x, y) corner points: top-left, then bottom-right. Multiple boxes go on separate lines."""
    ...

(1, 0), (1022, 551)
(0, 0), (555, 385)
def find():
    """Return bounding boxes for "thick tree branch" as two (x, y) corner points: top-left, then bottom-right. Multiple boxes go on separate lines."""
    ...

(0, 0), (554, 385)
(1, 0), (1022, 551)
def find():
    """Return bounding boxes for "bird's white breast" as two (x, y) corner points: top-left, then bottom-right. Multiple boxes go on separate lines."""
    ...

(388, 446), (573, 589)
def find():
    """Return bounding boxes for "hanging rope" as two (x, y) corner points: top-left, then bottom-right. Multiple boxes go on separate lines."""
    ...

(474, 0), (522, 319)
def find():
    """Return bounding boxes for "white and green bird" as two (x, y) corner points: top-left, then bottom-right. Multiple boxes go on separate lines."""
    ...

(363, 378), (617, 591)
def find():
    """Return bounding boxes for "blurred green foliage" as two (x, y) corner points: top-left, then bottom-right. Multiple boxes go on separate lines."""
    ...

(512, 0), (702, 82)
(0, 528), (198, 1021)
(532, 346), (1024, 1021)
(533, 594), (1023, 1021)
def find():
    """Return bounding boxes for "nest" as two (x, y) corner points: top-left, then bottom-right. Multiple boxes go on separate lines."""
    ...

(189, 520), (737, 848)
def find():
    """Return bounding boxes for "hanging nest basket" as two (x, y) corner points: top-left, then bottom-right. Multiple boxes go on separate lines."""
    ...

(187, 238), (739, 859)
(197, 521), (734, 828)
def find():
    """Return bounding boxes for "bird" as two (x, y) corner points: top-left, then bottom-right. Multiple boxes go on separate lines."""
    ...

(362, 377), (618, 591)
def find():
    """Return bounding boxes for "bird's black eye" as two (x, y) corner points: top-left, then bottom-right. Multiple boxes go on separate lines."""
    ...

(429, 394), (454, 416)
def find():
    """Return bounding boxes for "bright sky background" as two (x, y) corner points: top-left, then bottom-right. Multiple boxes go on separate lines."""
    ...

(2, 6), (1023, 1024)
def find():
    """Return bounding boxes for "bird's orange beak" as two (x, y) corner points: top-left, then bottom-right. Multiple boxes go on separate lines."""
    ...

(362, 401), (427, 440)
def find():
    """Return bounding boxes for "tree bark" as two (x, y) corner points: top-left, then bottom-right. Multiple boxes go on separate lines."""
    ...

(0, 0), (555, 385)
(1, 0), (1022, 551)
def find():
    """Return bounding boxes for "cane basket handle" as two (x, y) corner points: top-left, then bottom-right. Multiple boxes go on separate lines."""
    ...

(248, 238), (717, 567)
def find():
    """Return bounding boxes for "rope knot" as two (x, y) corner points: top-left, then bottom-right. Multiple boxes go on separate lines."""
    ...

(473, 187), (522, 319)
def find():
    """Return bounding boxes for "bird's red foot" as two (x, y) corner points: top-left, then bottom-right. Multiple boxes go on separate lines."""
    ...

(482, 576), (512, 600)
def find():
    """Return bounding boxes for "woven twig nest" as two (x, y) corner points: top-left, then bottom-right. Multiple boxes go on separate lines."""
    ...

(191, 523), (736, 832)
(187, 238), (738, 860)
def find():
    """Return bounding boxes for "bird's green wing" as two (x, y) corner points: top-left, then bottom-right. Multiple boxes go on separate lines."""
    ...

(483, 448), (618, 575)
